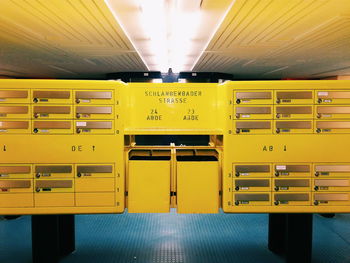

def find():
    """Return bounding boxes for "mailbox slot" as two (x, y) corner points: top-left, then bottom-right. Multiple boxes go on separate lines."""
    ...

(32, 90), (71, 104)
(0, 90), (29, 104)
(275, 121), (312, 134)
(275, 91), (313, 104)
(316, 121), (350, 133)
(316, 106), (350, 119)
(33, 120), (72, 134)
(274, 179), (310, 192)
(275, 106), (312, 119)
(75, 106), (114, 119)
(176, 149), (219, 213)
(75, 121), (114, 134)
(317, 91), (350, 104)
(314, 179), (350, 192)
(234, 106), (272, 119)
(314, 164), (350, 177)
(234, 193), (271, 206)
(33, 105), (72, 119)
(234, 91), (272, 104)
(128, 150), (171, 213)
(274, 193), (310, 206)
(234, 164), (271, 177)
(313, 192), (350, 206)
(235, 121), (271, 134)
(274, 164), (310, 177)
(0, 120), (30, 134)
(0, 165), (31, 179)
(234, 179), (270, 191)
(75, 90), (113, 104)
(0, 105), (29, 118)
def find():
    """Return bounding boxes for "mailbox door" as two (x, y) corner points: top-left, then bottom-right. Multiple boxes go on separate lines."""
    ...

(0, 90), (29, 104)
(234, 91), (273, 104)
(0, 179), (33, 193)
(0, 120), (30, 134)
(32, 105), (72, 119)
(316, 90), (350, 104)
(75, 106), (114, 119)
(75, 121), (114, 134)
(314, 164), (350, 177)
(0, 165), (32, 179)
(274, 120), (313, 134)
(234, 164), (271, 178)
(0, 193), (34, 207)
(313, 192), (350, 206)
(234, 179), (271, 192)
(234, 193), (271, 206)
(34, 165), (73, 179)
(234, 121), (272, 134)
(33, 120), (72, 134)
(32, 90), (72, 104)
(273, 164), (311, 178)
(273, 179), (310, 192)
(0, 105), (30, 119)
(275, 90), (313, 104)
(74, 90), (114, 104)
(316, 121), (350, 134)
(313, 179), (350, 192)
(316, 105), (350, 119)
(234, 106), (272, 119)
(275, 106), (313, 119)
(274, 193), (311, 206)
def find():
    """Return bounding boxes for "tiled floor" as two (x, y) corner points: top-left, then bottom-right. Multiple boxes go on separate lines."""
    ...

(0, 211), (349, 263)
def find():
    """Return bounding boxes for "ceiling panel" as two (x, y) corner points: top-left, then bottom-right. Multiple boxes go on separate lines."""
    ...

(193, 0), (350, 79)
(0, 0), (147, 79)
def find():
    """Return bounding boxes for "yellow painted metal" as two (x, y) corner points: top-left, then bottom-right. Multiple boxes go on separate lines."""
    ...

(177, 161), (219, 213)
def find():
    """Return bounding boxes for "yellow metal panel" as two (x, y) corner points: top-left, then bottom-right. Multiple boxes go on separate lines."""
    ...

(0, 193), (34, 207)
(74, 90), (114, 104)
(0, 120), (31, 134)
(35, 193), (75, 207)
(177, 161), (219, 213)
(0, 104), (30, 119)
(0, 164), (32, 179)
(128, 160), (170, 213)
(76, 193), (115, 207)
(33, 120), (73, 134)
(0, 90), (29, 104)
(75, 178), (115, 192)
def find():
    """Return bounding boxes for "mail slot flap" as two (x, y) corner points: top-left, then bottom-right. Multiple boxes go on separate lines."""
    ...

(236, 92), (271, 99)
(77, 165), (113, 173)
(129, 149), (171, 160)
(276, 91), (312, 99)
(235, 165), (270, 173)
(0, 166), (31, 174)
(0, 121), (29, 129)
(0, 106), (28, 114)
(34, 106), (71, 114)
(236, 121), (271, 129)
(235, 107), (271, 114)
(276, 121), (311, 129)
(276, 106), (312, 114)
(275, 165), (310, 173)
(315, 179), (349, 187)
(34, 121), (71, 129)
(36, 180), (72, 188)
(0, 90), (28, 98)
(0, 180), (31, 188)
(176, 149), (218, 161)
(35, 165), (72, 173)
(76, 106), (112, 114)
(317, 106), (350, 114)
(316, 165), (350, 173)
(76, 121), (112, 129)
(75, 91), (112, 99)
(275, 179), (310, 187)
(317, 121), (350, 129)
(314, 193), (349, 201)
(318, 91), (350, 99)
(235, 179), (270, 187)
(33, 91), (70, 99)
(235, 193), (269, 201)
(275, 193), (309, 201)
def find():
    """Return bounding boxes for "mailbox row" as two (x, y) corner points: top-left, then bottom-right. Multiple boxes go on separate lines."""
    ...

(234, 120), (350, 134)
(234, 90), (350, 104)
(234, 105), (350, 119)
(0, 164), (116, 208)
(233, 192), (350, 206)
(0, 105), (115, 119)
(0, 90), (115, 104)
(0, 120), (115, 134)
(233, 164), (350, 177)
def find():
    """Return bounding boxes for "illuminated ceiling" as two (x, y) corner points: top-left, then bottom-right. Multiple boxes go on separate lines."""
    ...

(0, 0), (349, 79)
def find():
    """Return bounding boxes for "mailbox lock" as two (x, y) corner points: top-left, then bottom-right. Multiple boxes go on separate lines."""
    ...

(275, 172), (279, 177)
(34, 113), (39, 118)
(236, 128), (240, 134)
(316, 113), (321, 119)
(76, 128), (81, 134)
(33, 98), (39, 103)
(314, 186), (319, 191)
(234, 201), (239, 206)
(75, 99), (81, 104)
(274, 186), (279, 191)
(316, 128), (321, 133)
(35, 173), (40, 178)
(314, 171), (320, 177)
(236, 99), (241, 104)
(317, 98), (322, 104)
(276, 99), (281, 104)
(276, 128), (280, 134)
(235, 113), (240, 119)
(235, 186), (240, 191)
(33, 128), (39, 133)
(314, 201), (319, 206)
(35, 188), (40, 192)
(77, 172), (82, 178)
(235, 172), (240, 177)
(276, 113), (280, 119)
(274, 201), (279, 206)
(76, 113), (81, 119)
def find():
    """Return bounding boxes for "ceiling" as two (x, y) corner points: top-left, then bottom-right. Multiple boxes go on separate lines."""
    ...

(0, 0), (349, 80)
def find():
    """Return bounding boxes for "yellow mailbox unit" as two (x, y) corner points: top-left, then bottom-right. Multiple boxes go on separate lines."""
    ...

(0, 79), (350, 214)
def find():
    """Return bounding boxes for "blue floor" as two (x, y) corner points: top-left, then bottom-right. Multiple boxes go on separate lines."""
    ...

(0, 211), (350, 263)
